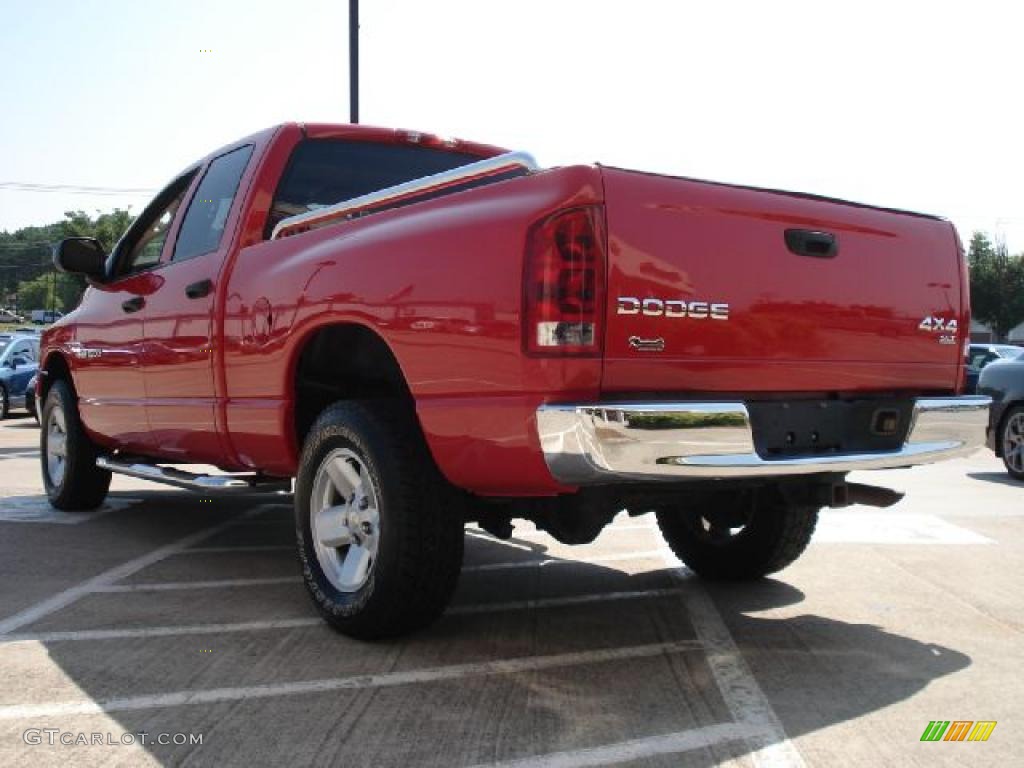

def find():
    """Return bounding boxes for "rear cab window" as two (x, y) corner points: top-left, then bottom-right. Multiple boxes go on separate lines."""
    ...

(265, 140), (483, 239)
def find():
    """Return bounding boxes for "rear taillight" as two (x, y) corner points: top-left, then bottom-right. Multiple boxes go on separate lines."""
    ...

(523, 205), (606, 356)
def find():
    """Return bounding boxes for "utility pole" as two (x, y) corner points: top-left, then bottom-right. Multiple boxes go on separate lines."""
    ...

(349, 0), (359, 124)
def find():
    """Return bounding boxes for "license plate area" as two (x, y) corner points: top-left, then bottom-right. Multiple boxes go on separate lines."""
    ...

(747, 399), (914, 459)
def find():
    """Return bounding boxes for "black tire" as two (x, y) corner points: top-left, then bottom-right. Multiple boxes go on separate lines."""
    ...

(656, 489), (818, 580)
(40, 380), (111, 510)
(999, 404), (1024, 481)
(295, 400), (464, 640)
(0, 384), (8, 420)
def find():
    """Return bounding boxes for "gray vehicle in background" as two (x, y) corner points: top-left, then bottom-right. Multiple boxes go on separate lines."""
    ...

(0, 334), (40, 419)
(965, 343), (1023, 394)
(25, 371), (39, 423)
(979, 353), (1024, 480)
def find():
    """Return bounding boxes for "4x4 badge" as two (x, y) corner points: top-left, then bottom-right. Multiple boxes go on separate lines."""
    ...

(919, 316), (957, 333)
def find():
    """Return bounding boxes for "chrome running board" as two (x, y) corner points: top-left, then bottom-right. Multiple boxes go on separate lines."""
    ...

(96, 457), (291, 494)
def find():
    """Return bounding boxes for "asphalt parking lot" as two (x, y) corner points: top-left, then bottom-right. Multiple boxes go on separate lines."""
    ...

(0, 412), (1021, 767)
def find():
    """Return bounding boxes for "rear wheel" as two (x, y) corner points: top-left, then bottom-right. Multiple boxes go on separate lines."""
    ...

(295, 401), (464, 640)
(656, 489), (818, 580)
(1000, 405), (1024, 481)
(0, 384), (8, 419)
(40, 380), (111, 510)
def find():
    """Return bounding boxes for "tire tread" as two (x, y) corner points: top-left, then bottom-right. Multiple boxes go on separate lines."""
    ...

(296, 400), (464, 639)
(656, 494), (818, 580)
(41, 380), (111, 511)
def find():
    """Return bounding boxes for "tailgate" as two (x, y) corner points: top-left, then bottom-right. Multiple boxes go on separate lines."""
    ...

(600, 167), (964, 395)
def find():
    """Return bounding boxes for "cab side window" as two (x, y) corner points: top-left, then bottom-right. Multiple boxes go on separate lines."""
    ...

(126, 207), (178, 272)
(114, 171), (197, 278)
(173, 145), (254, 262)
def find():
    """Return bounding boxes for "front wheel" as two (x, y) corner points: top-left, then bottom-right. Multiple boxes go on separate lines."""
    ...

(1000, 405), (1024, 481)
(0, 384), (8, 419)
(40, 380), (111, 510)
(656, 489), (818, 580)
(295, 401), (465, 640)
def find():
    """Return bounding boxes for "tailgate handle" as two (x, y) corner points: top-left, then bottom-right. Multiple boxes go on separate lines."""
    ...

(785, 229), (838, 259)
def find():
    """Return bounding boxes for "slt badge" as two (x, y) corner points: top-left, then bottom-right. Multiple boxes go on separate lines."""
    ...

(919, 315), (958, 345)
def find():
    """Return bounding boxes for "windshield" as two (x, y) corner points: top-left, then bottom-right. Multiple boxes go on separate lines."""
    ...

(0, 340), (9, 358)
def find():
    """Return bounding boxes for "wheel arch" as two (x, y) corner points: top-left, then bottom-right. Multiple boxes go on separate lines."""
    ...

(40, 351), (74, 404)
(995, 399), (1024, 458)
(289, 321), (417, 452)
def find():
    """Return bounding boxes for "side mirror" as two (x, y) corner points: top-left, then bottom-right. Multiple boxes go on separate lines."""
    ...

(53, 237), (107, 280)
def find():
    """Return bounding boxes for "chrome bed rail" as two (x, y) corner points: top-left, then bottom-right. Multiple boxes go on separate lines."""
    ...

(270, 150), (539, 240)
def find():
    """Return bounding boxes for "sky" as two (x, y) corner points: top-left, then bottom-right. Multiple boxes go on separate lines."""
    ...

(1, 0), (1021, 251)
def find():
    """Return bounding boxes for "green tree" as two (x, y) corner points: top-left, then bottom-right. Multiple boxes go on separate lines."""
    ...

(55, 208), (135, 309)
(969, 232), (1024, 341)
(60, 208), (134, 251)
(15, 273), (63, 313)
(0, 220), (62, 304)
(2, 208), (135, 315)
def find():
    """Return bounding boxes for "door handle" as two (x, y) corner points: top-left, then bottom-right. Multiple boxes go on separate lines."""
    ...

(121, 296), (145, 313)
(784, 229), (838, 259)
(185, 279), (213, 299)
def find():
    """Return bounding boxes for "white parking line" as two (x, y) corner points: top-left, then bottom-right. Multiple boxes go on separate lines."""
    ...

(450, 588), (680, 616)
(0, 496), (139, 525)
(663, 556), (806, 768)
(181, 545), (294, 554)
(465, 723), (766, 768)
(0, 639), (704, 720)
(3, 618), (323, 643)
(463, 549), (670, 572)
(463, 531), (541, 552)
(602, 522), (657, 532)
(87, 549), (671, 590)
(814, 512), (993, 544)
(0, 506), (273, 637)
(1, 588), (686, 644)
(94, 576), (301, 593)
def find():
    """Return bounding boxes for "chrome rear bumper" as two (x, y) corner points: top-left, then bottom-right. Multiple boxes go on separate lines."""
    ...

(536, 396), (991, 485)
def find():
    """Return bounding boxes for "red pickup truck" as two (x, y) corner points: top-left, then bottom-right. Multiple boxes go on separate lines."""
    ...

(42, 123), (989, 639)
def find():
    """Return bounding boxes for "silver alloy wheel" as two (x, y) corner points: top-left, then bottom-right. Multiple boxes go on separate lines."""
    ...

(1004, 411), (1024, 474)
(46, 404), (68, 487)
(310, 448), (381, 592)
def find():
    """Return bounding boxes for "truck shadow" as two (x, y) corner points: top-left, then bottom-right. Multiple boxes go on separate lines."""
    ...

(967, 471), (1022, 488)
(23, 503), (970, 767)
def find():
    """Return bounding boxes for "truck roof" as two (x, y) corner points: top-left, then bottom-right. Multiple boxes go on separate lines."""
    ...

(196, 123), (509, 171)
